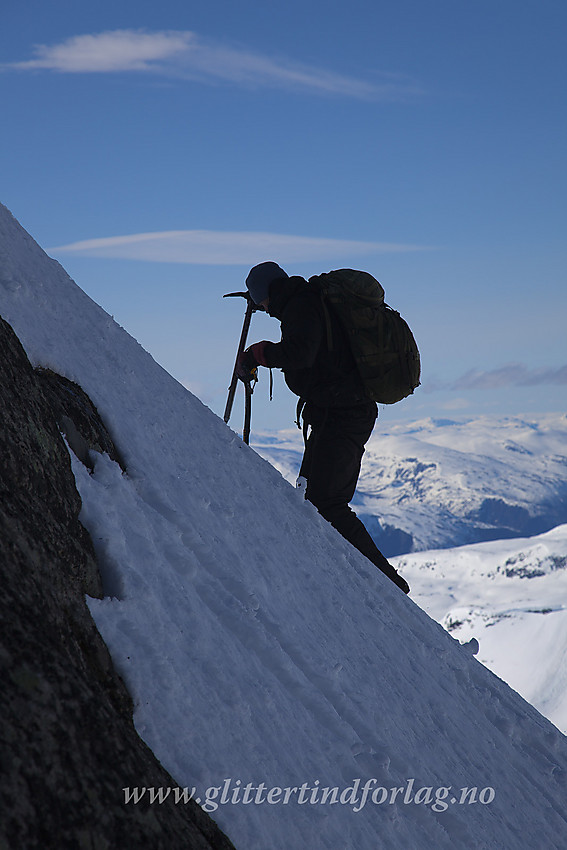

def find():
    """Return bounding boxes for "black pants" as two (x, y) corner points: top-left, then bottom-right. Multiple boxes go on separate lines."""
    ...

(299, 401), (393, 573)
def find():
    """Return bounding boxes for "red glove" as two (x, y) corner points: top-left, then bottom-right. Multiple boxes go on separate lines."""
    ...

(236, 341), (269, 382)
(247, 341), (269, 366)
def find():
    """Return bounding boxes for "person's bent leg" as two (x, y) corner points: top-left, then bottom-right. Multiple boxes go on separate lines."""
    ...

(302, 405), (410, 594)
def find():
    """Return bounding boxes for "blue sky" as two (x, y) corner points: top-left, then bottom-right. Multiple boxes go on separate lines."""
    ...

(2, 0), (566, 432)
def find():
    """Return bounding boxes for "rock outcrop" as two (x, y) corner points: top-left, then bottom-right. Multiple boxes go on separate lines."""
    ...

(0, 315), (236, 850)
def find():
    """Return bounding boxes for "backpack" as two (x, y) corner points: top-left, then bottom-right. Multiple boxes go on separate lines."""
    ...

(308, 269), (421, 404)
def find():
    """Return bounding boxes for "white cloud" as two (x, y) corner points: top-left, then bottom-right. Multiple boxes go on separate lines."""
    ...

(438, 397), (472, 411)
(6, 29), (422, 100)
(9, 30), (194, 73)
(424, 364), (567, 393)
(49, 229), (428, 265)
(456, 364), (567, 389)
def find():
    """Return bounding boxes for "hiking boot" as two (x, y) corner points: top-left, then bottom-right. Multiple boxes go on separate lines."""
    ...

(391, 571), (410, 594)
(379, 561), (410, 594)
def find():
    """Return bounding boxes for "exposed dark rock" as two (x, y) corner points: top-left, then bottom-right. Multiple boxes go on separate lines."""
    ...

(35, 367), (127, 472)
(465, 496), (567, 542)
(0, 315), (236, 850)
(359, 514), (414, 558)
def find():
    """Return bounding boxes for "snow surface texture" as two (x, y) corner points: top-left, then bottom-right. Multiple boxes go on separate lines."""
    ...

(253, 414), (567, 555)
(2, 202), (567, 849)
(393, 525), (567, 735)
(254, 423), (567, 738)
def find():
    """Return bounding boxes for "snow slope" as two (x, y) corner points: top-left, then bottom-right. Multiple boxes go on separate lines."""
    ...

(253, 414), (567, 555)
(257, 427), (567, 738)
(2, 202), (567, 849)
(393, 524), (567, 735)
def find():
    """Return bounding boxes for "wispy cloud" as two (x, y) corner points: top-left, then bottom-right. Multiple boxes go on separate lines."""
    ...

(5, 29), (422, 100)
(425, 364), (567, 393)
(456, 364), (567, 389)
(49, 229), (428, 265)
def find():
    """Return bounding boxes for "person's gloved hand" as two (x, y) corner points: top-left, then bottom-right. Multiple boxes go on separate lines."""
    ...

(248, 341), (269, 366)
(236, 341), (268, 382)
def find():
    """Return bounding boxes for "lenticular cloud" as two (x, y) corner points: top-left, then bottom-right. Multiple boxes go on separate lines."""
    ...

(50, 229), (427, 265)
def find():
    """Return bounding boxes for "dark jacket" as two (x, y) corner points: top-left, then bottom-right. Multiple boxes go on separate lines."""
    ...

(262, 276), (368, 408)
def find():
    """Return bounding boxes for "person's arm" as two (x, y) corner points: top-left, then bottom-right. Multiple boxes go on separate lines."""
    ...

(263, 295), (322, 370)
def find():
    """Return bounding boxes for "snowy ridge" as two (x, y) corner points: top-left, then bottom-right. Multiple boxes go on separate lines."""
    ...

(394, 524), (567, 734)
(253, 414), (567, 555)
(2, 202), (567, 849)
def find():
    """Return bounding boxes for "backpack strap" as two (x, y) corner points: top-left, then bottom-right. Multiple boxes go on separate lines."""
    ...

(319, 292), (335, 353)
(309, 275), (335, 353)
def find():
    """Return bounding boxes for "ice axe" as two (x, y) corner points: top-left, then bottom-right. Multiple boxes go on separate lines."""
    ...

(223, 291), (261, 444)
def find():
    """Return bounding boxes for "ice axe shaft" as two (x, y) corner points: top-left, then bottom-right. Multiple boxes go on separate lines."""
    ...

(243, 381), (253, 445)
(223, 291), (259, 444)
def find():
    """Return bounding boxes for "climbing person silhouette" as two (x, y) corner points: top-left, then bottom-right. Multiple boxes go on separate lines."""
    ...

(237, 261), (410, 594)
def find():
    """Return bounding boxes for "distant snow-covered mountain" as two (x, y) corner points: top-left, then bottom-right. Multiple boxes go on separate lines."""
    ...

(253, 414), (567, 555)
(392, 524), (567, 734)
